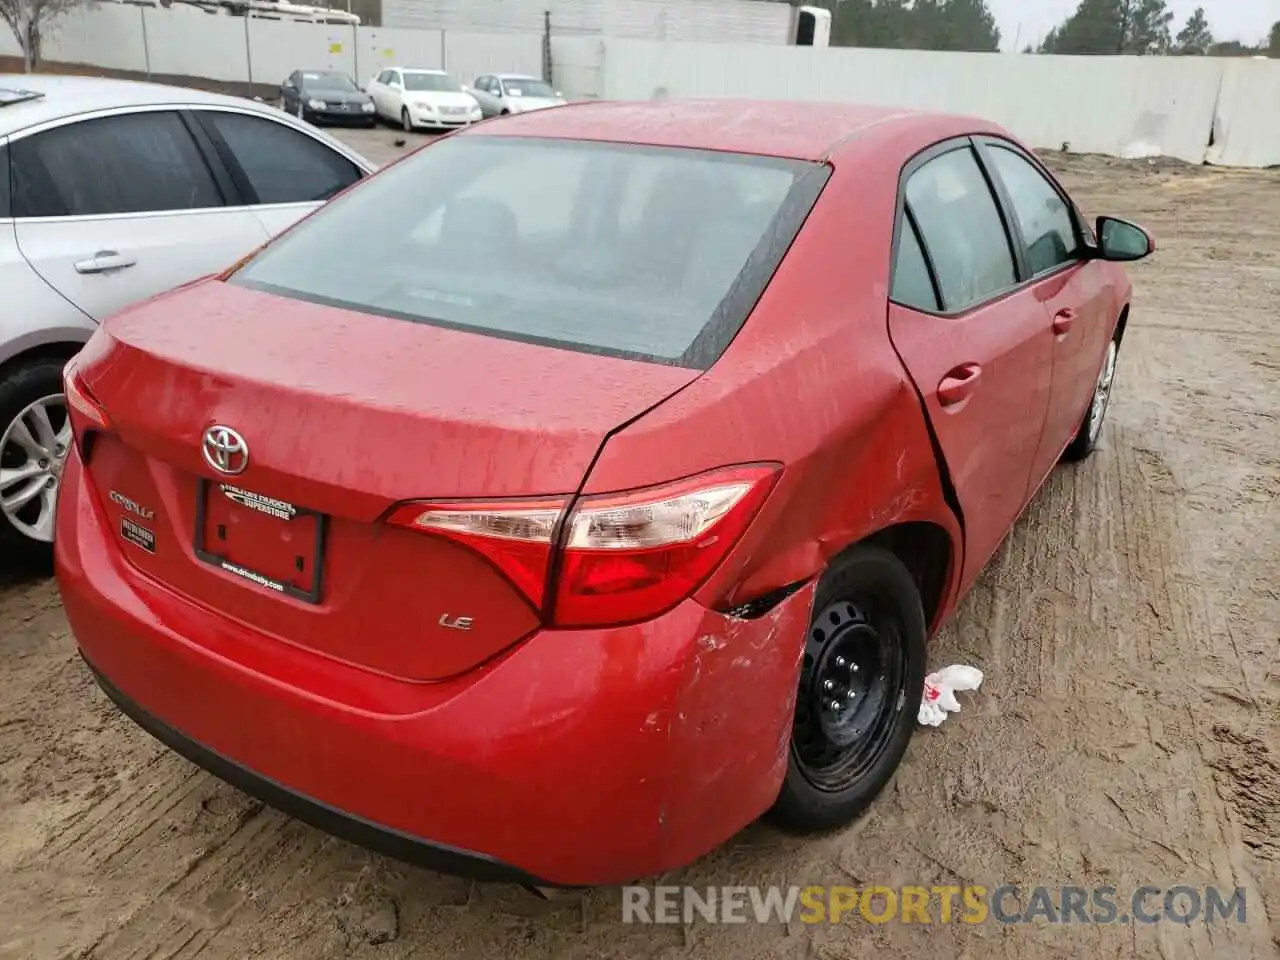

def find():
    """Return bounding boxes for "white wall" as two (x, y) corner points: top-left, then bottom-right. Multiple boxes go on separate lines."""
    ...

(594, 39), (1230, 164)
(4, 3), (543, 90)
(1206, 59), (1280, 168)
(381, 0), (793, 44)
(3, 5), (1278, 167)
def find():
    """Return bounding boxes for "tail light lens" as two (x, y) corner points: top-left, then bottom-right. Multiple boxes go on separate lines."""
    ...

(63, 358), (111, 448)
(386, 464), (780, 628)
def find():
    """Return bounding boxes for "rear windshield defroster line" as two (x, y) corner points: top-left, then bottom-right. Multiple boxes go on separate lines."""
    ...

(229, 136), (833, 369)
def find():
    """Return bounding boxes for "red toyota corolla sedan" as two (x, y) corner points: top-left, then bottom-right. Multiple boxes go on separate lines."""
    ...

(55, 100), (1154, 888)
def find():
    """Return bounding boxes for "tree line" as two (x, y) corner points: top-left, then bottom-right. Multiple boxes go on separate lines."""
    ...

(814, 0), (1280, 57)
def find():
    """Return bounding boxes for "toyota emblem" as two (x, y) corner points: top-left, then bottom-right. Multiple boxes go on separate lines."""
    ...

(202, 425), (249, 476)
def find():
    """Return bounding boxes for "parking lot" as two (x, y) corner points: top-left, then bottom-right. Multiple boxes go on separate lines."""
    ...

(1, 126), (1277, 959)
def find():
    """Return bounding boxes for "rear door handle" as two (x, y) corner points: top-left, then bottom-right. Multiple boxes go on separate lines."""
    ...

(1052, 307), (1077, 335)
(74, 250), (137, 275)
(937, 363), (983, 407)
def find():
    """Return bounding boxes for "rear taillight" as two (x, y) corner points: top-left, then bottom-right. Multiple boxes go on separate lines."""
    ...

(63, 358), (111, 445)
(386, 464), (780, 628)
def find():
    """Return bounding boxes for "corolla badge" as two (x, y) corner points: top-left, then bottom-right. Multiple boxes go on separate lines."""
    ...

(202, 425), (249, 476)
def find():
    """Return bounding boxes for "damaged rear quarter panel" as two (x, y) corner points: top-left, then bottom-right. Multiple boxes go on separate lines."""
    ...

(656, 581), (817, 870)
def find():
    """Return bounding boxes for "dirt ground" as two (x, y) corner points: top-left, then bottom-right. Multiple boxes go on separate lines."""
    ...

(1, 132), (1277, 960)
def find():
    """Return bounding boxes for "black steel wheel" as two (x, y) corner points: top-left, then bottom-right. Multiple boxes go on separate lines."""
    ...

(770, 544), (926, 832)
(792, 598), (907, 791)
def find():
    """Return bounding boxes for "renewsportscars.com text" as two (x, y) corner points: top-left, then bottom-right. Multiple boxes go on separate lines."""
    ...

(621, 884), (1248, 926)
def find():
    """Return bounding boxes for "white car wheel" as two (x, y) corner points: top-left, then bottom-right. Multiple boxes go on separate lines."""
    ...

(0, 391), (70, 546)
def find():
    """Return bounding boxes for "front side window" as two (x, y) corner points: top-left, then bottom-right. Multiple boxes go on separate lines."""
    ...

(905, 146), (1016, 312)
(986, 144), (1080, 275)
(230, 136), (821, 367)
(10, 112), (222, 218)
(403, 72), (460, 92)
(201, 111), (361, 205)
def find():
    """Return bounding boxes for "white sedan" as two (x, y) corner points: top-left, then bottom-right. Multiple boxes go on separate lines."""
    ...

(0, 74), (376, 568)
(365, 68), (482, 132)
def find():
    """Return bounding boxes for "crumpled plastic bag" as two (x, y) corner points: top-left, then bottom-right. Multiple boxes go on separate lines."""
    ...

(918, 665), (984, 727)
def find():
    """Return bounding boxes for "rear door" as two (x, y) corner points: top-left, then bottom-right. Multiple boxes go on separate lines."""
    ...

(188, 108), (366, 237)
(976, 137), (1113, 483)
(10, 109), (269, 323)
(886, 138), (1055, 591)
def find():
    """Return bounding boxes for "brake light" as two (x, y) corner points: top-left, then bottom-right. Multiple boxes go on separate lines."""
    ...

(387, 464), (780, 627)
(63, 358), (111, 435)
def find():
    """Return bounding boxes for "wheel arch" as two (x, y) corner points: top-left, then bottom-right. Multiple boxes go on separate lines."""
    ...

(0, 336), (87, 383)
(1114, 302), (1130, 344)
(834, 520), (956, 634)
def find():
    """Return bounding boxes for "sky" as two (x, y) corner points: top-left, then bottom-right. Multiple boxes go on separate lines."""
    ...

(986, 0), (1279, 50)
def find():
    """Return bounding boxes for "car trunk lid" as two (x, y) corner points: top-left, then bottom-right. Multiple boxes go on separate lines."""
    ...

(77, 280), (700, 681)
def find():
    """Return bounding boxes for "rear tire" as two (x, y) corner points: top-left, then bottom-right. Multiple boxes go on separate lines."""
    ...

(769, 545), (926, 833)
(1062, 333), (1121, 463)
(0, 357), (74, 575)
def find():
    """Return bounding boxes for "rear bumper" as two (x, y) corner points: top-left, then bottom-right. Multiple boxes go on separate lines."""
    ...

(55, 450), (816, 886)
(83, 654), (550, 885)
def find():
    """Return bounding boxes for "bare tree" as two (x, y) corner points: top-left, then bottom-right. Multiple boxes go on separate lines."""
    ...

(0, 0), (91, 72)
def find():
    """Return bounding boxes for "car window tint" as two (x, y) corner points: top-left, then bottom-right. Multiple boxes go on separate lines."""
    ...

(230, 136), (816, 367)
(905, 147), (1016, 312)
(203, 112), (361, 205)
(987, 145), (1080, 275)
(10, 112), (222, 218)
(891, 213), (938, 311)
(0, 145), (10, 218)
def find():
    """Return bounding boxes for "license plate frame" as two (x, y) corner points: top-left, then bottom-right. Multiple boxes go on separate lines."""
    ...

(193, 478), (328, 604)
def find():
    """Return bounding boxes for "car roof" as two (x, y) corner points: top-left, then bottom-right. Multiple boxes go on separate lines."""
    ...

(0, 73), (285, 136)
(397, 68), (449, 75)
(495, 73), (539, 80)
(469, 98), (1007, 162)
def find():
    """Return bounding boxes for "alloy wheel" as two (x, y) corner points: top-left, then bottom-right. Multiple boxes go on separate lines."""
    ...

(0, 393), (71, 543)
(791, 598), (907, 792)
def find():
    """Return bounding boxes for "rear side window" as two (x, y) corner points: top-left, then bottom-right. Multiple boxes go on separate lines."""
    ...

(905, 146), (1016, 312)
(891, 213), (938, 311)
(200, 112), (362, 205)
(230, 136), (825, 367)
(10, 112), (223, 217)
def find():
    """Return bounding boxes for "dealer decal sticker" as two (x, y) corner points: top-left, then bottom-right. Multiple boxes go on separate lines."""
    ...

(120, 517), (156, 553)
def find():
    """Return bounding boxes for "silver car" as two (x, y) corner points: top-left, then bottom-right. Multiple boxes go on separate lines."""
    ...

(467, 74), (566, 118)
(0, 75), (376, 568)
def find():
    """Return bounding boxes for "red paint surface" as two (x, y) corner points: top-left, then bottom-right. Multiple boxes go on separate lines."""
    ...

(56, 101), (1141, 885)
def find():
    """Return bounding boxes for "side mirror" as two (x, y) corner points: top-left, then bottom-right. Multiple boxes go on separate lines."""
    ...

(1095, 216), (1155, 262)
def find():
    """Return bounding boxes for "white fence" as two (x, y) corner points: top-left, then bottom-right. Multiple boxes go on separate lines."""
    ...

(0, 3), (544, 90)
(2, 5), (1279, 167)
(551, 36), (1280, 167)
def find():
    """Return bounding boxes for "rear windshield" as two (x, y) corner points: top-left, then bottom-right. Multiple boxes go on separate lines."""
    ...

(230, 136), (826, 367)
